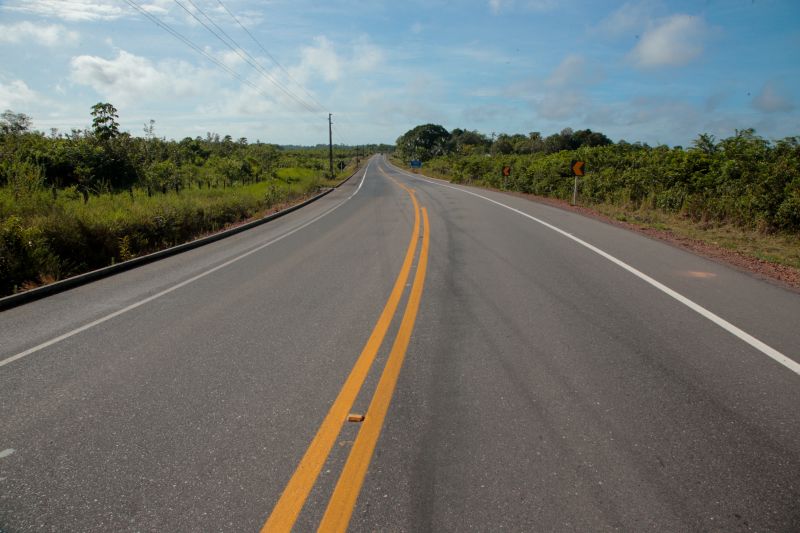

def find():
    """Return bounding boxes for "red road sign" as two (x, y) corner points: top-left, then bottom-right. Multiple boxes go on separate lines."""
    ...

(571, 160), (585, 176)
(502, 166), (511, 177)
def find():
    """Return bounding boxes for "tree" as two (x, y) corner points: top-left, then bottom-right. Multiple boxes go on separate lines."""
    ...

(448, 128), (490, 154)
(143, 119), (156, 165)
(145, 160), (179, 194)
(539, 127), (613, 153)
(571, 129), (612, 148)
(543, 131), (571, 153)
(490, 133), (514, 155)
(396, 124), (451, 161)
(692, 133), (718, 155)
(143, 119), (156, 140)
(523, 132), (545, 154)
(0, 110), (32, 135)
(91, 102), (120, 141)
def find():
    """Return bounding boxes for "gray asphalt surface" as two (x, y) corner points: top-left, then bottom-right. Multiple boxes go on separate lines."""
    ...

(1, 155), (798, 532)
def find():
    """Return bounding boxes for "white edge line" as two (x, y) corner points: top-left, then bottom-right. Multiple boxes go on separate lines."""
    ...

(0, 161), (371, 369)
(386, 158), (800, 377)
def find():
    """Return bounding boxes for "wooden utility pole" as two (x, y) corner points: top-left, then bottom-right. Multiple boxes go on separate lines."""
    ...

(328, 113), (334, 178)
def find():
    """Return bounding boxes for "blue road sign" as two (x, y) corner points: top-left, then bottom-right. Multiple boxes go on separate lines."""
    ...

(410, 160), (422, 168)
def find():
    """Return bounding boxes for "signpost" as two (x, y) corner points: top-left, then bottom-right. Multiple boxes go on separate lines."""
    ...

(410, 160), (422, 171)
(502, 166), (511, 189)
(570, 160), (585, 205)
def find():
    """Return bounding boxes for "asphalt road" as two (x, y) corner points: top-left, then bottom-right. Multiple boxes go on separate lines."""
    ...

(1, 155), (798, 532)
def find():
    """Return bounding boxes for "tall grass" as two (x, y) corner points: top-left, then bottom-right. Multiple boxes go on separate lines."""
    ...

(0, 166), (352, 295)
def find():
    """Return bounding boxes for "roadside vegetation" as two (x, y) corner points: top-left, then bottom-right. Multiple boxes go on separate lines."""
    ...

(0, 105), (388, 296)
(393, 124), (800, 270)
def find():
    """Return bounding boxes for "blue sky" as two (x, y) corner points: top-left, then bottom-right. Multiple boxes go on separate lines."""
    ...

(0, 0), (798, 146)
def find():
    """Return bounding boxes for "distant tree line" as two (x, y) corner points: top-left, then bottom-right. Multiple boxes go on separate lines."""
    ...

(395, 124), (800, 232)
(0, 104), (376, 295)
(395, 123), (612, 161)
(0, 103), (377, 201)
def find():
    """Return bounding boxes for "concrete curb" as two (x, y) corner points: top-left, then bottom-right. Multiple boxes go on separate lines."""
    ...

(0, 168), (362, 312)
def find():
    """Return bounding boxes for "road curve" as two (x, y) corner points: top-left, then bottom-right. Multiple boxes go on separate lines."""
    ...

(1, 155), (798, 532)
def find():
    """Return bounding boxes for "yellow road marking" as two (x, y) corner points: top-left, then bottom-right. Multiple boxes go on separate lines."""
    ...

(379, 167), (414, 195)
(318, 207), (431, 532)
(683, 271), (717, 279)
(261, 176), (421, 532)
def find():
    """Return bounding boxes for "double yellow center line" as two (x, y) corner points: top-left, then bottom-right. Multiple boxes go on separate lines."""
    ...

(262, 170), (430, 532)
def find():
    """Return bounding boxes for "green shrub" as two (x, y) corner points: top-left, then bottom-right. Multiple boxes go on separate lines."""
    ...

(0, 215), (59, 293)
(421, 131), (800, 233)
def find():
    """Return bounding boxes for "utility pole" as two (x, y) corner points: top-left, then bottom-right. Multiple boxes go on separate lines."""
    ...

(328, 113), (334, 178)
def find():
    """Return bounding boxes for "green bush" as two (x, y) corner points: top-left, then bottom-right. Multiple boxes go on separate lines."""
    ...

(0, 215), (58, 293)
(0, 164), (347, 295)
(421, 131), (800, 232)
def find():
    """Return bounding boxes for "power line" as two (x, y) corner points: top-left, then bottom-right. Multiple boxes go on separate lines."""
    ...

(178, 0), (339, 145)
(172, 0), (321, 113)
(214, 0), (328, 114)
(213, 0), (359, 144)
(182, 0), (323, 114)
(123, 0), (324, 143)
(122, 0), (270, 99)
(124, 0), (348, 146)
(332, 125), (354, 148)
(332, 113), (358, 142)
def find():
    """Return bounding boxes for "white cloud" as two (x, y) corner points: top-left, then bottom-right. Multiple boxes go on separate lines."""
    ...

(290, 36), (342, 84)
(69, 50), (210, 105)
(3, 0), (127, 21)
(523, 54), (604, 121)
(289, 35), (385, 86)
(546, 54), (586, 87)
(752, 82), (795, 113)
(537, 91), (586, 120)
(599, 4), (714, 69)
(199, 84), (277, 117)
(352, 37), (385, 71)
(453, 44), (510, 64)
(0, 21), (79, 46)
(140, 0), (171, 17)
(0, 80), (39, 110)
(64, 35), (387, 121)
(462, 104), (514, 123)
(525, 0), (557, 11)
(1, 0), (184, 21)
(489, 0), (556, 14)
(630, 14), (707, 67)
(207, 47), (246, 70)
(598, 1), (654, 38)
